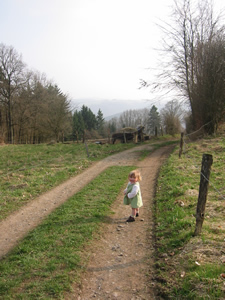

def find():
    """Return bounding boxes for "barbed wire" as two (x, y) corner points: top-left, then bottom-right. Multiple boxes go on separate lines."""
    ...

(199, 170), (225, 200)
(185, 120), (213, 138)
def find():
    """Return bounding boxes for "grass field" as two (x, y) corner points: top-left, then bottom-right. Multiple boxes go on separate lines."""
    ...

(0, 134), (224, 299)
(0, 141), (138, 221)
(154, 135), (225, 299)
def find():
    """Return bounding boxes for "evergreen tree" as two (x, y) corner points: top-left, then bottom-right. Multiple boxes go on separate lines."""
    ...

(96, 109), (104, 135)
(80, 105), (96, 131)
(72, 110), (85, 142)
(147, 105), (161, 135)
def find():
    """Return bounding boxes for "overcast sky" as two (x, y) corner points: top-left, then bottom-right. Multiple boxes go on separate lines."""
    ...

(0, 0), (224, 117)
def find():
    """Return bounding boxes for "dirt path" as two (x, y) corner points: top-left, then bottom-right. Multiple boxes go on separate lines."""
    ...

(0, 143), (174, 299)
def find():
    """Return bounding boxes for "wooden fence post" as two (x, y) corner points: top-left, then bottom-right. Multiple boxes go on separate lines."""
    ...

(123, 129), (126, 143)
(179, 132), (184, 158)
(155, 126), (158, 137)
(194, 154), (213, 236)
(107, 128), (111, 144)
(134, 132), (138, 143)
(84, 141), (89, 158)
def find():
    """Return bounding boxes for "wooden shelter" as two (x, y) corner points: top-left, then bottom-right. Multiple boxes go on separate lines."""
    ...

(112, 126), (149, 144)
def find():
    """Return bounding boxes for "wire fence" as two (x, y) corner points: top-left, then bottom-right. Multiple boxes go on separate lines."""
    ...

(179, 121), (225, 201)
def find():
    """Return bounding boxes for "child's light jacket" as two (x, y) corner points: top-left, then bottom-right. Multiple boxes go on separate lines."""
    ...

(123, 182), (143, 208)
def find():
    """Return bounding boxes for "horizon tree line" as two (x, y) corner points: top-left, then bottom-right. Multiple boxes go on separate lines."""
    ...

(2, 2), (225, 146)
(0, 43), (72, 144)
(0, 43), (184, 144)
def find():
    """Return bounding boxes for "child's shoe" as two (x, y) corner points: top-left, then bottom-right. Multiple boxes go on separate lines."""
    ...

(136, 213), (139, 217)
(126, 216), (135, 222)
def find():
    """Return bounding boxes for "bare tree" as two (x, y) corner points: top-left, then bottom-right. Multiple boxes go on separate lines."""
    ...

(118, 108), (149, 129)
(0, 44), (26, 143)
(142, 0), (225, 134)
(161, 100), (184, 135)
(191, 34), (225, 133)
(0, 44), (73, 144)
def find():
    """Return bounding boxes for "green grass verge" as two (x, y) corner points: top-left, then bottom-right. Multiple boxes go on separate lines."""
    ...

(138, 140), (179, 160)
(0, 165), (135, 299)
(154, 136), (225, 299)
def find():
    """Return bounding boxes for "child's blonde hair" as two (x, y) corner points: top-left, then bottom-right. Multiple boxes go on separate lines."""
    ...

(128, 170), (142, 181)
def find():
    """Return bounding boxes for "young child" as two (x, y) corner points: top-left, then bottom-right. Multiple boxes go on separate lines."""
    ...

(123, 169), (143, 222)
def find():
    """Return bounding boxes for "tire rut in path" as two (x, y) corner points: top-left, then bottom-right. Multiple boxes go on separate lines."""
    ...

(65, 145), (174, 300)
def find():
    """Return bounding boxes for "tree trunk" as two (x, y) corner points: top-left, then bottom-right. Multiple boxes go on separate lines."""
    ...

(123, 130), (126, 143)
(155, 126), (157, 137)
(179, 132), (184, 158)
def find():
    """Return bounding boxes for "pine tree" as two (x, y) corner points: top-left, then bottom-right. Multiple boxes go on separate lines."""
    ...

(80, 105), (97, 131)
(147, 105), (161, 135)
(72, 110), (85, 142)
(96, 109), (104, 135)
